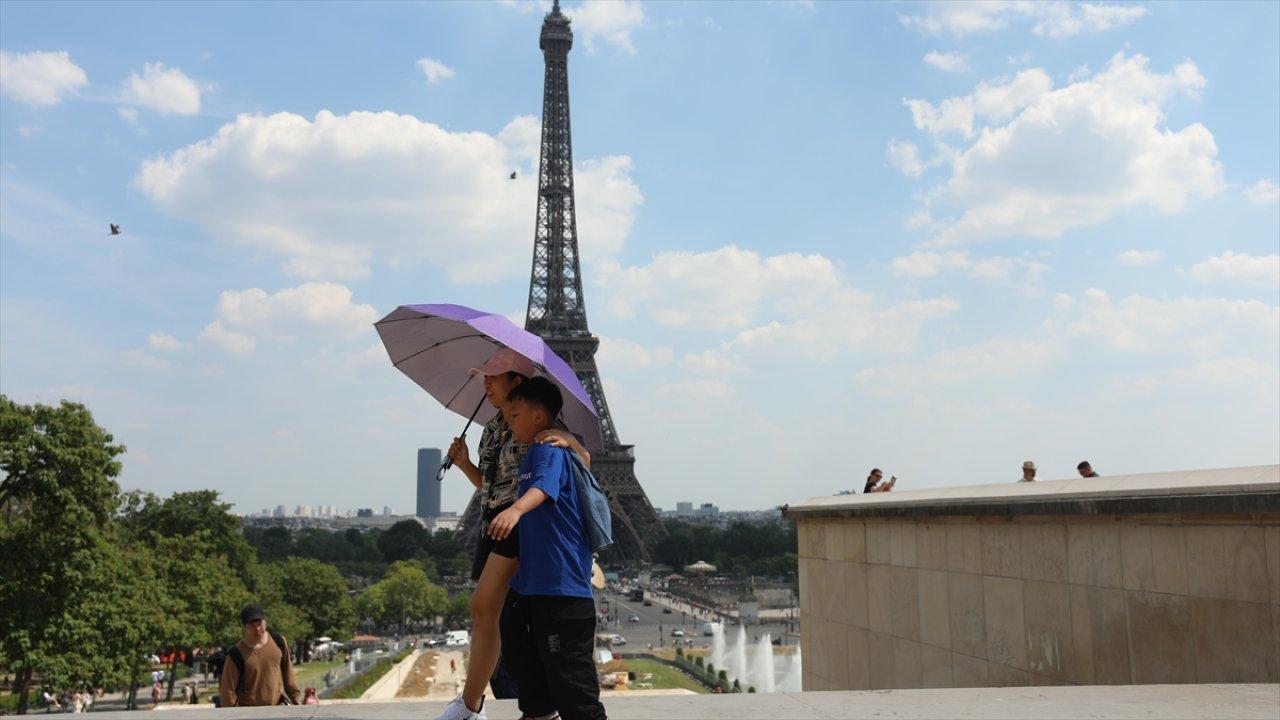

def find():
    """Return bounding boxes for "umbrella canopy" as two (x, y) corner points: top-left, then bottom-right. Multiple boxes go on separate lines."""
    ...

(374, 303), (604, 452)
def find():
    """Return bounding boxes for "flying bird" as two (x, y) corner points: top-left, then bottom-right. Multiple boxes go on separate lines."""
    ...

(509, 171), (517, 180)
(109, 224), (121, 235)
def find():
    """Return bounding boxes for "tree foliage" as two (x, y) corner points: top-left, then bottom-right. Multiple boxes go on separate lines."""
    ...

(654, 519), (797, 578)
(356, 561), (447, 635)
(0, 397), (132, 713)
(268, 558), (357, 644)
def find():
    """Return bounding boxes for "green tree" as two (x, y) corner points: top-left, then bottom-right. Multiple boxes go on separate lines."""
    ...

(356, 561), (447, 635)
(120, 490), (256, 582)
(243, 525), (293, 563)
(269, 558), (357, 656)
(377, 519), (431, 563)
(147, 533), (250, 699)
(444, 590), (472, 629)
(0, 397), (126, 714)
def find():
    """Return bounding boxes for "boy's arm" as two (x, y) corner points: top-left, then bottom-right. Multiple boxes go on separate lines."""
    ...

(487, 488), (549, 540)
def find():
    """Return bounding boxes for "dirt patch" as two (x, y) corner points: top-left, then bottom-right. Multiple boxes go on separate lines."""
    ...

(395, 651), (439, 698)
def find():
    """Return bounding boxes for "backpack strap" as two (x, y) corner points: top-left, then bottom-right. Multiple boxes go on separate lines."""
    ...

(226, 645), (246, 694)
(271, 632), (291, 704)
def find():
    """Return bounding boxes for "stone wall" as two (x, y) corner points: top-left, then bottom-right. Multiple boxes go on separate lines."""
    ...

(789, 466), (1279, 690)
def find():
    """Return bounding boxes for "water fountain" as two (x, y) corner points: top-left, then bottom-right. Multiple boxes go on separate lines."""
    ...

(709, 623), (725, 674)
(729, 625), (748, 687)
(751, 633), (776, 693)
(708, 622), (800, 693)
(779, 645), (802, 692)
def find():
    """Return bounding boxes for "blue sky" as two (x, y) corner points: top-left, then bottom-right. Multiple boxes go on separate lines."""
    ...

(2, 0), (1278, 515)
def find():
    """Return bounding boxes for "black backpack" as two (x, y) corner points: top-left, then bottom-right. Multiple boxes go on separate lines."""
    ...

(225, 631), (290, 702)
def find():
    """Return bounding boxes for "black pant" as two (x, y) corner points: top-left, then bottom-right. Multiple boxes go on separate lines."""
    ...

(500, 590), (607, 720)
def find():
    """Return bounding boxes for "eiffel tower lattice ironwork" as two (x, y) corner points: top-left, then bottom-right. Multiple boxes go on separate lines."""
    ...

(458, 0), (665, 564)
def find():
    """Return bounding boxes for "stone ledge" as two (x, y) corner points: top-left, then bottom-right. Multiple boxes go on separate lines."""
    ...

(786, 465), (1279, 519)
(88, 684), (1280, 719)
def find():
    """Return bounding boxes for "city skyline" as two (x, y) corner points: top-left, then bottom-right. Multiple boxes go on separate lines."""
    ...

(1, 1), (1277, 516)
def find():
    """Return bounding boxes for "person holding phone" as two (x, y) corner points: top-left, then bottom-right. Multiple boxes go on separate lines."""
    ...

(863, 468), (896, 493)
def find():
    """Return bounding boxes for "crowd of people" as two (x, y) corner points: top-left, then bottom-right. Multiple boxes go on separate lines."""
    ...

(863, 459), (1102, 493)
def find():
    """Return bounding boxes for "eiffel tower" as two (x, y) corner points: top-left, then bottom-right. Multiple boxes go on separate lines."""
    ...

(457, 0), (665, 564)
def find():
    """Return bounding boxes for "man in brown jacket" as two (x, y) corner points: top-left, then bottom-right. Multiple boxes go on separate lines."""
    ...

(218, 604), (302, 707)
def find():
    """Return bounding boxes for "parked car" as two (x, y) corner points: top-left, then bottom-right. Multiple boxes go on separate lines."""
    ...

(628, 614), (640, 623)
(661, 608), (672, 614)
(610, 634), (627, 646)
(671, 629), (685, 637)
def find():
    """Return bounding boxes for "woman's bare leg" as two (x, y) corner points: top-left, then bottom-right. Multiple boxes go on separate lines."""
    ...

(461, 553), (519, 710)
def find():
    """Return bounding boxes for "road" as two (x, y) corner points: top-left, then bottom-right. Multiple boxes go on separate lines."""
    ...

(595, 591), (795, 652)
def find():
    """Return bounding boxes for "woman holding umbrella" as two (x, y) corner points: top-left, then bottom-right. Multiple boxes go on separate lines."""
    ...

(442, 348), (589, 720)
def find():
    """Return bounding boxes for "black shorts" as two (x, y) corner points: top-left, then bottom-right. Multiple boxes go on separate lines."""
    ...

(470, 503), (519, 581)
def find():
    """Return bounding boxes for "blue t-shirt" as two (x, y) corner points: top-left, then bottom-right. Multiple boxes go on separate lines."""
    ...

(509, 443), (594, 599)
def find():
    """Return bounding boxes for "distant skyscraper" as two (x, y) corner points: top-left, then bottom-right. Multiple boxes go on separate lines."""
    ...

(417, 448), (443, 518)
(383, 506), (392, 516)
(274, 504), (286, 518)
(676, 502), (694, 515)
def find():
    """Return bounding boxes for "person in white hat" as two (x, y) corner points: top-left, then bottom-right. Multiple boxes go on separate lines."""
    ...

(1020, 461), (1037, 482)
(438, 348), (591, 720)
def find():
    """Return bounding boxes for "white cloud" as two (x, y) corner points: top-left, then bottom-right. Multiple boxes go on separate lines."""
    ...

(891, 250), (1048, 293)
(120, 62), (202, 115)
(662, 378), (735, 401)
(0, 50), (88, 106)
(1031, 2), (1148, 38)
(726, 292), (959, 360)
(198, 320), (255, 355)
(566, 1), (646, 53)
(417, 57), (456, 85)
(136, 111), (641, 281)
(1055, 288), (1279, 353)
(900, 2), (1146, 38)
(1243, 179), (1280, 205)
(596, 245), (957, 365)
(197, 364), (224, 378)
(118, 107), (139, 123)
(17, 125), (40, 138)
(123, 349), (171, 370)
(681, 348), (740, 375)
(1116, 249), (1164, 267)
(1190, 251), (1280, 288)
(193, 282), (376, 356)
(886, 140), (925, 178)
(902, 53), (1221, 246)
(597, 336), (674, 373)
(857, 337), (1051, 396)
(923, 51), (969, 73)
(595, 245), (843, 330)
(905, 68), (1054, 139)
(148, 332), (185, 352)
(211, 282), (378, 340)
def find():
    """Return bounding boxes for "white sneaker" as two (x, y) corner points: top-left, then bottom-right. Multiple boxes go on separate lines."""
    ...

(435, 695), (486, 720)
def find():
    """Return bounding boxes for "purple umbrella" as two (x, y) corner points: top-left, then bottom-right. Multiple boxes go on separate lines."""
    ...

(373, 303), (604, 467)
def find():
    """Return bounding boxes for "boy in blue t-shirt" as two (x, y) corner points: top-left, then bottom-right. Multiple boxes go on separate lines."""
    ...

(486, 377), (606, 720)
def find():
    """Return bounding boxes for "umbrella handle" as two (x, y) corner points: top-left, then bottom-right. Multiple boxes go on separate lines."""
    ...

(437, 394), (489, 482)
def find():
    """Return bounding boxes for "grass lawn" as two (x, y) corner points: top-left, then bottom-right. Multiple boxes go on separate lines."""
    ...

(617, 658), (708, 694)
(294, 659), (345, 688)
